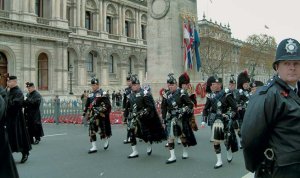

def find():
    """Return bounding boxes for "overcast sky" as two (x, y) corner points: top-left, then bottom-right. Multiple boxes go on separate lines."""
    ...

(197, 0), (300, 44)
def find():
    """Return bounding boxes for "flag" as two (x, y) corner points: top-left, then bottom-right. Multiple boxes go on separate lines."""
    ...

(264, 25), (269, 29)
(183, 21), (192, 70)
(194, 26), (201, 71)
(188, 21), (194, 70)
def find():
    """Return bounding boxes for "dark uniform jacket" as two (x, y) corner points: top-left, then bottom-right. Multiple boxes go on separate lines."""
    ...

(84, 89), (112, 138)
(123, 87), (131, 109)
(24, 90), (44, 142)
(6, 86), (31, 153)
(124, 88), (166, 143)
(242, 76), (300, 172)
(0, 92), (19, 178)
(161, 88), (197, 146)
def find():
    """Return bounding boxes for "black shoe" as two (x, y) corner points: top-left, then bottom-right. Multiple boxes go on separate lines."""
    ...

(214, 164), (223, 169)
(128, 154), (139, 159)
(182, 156), (188, 159)
(239, 146), (243, 149)
(227, 158), (232, 163)
(166, 159), (176, 164)
(20, 154), (29, 163)
(88, 150), (97, 154)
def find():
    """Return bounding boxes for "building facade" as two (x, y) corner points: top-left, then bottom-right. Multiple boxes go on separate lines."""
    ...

(0, 0), (147, 96)
(198, 15), (275, 85)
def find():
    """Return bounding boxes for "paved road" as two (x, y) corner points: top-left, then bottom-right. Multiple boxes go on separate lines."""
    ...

(15, 119), (250, 178)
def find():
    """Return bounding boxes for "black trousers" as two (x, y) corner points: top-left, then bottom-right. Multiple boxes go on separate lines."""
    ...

(256, 163), (300, 178)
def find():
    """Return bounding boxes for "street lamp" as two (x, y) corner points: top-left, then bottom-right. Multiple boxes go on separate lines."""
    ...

(69, 64), (73, 95)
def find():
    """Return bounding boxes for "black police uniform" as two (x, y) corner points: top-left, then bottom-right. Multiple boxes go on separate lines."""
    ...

(0, 88), (19, 178)
(23, 82), (44, 144)
(242, 38), (300, 178)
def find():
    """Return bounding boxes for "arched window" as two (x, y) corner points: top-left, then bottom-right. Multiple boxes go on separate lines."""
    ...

(108, 55), (114, 73)
(86, 52), (93, 72)
(141, 25), (146, 40)
(38, 53), (48, 90)
(35, 0), (43, 17)
(106, 16), (112, 34)
(125, 21), (130, 37)
(128, 57), (132, 73)
(85, 11), (92, 30)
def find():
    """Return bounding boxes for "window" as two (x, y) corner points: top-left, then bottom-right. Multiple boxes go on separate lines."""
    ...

(128, 57), (132, 73)
(109, 55), (114, 73)
(0, 0), (4, 10)
(141, 25), (146, 40)
(85, 11), (92, 30)
(86, 52), (93, 72)
(38, 53), (48, 90)
(106, 16), (112, 34)
(125, 21), (130, 37)
(67, 7), (71, 25)
(35, 0), (43, 17)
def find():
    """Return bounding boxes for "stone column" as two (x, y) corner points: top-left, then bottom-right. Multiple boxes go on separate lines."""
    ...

(120, 66), (127, 86)
(62, 0), (67, 20)
(99, 0), (103, 31)
(76, 0), (81, 27)
(147, 0), (197, 98)
(135, 11), (139, 39)
(102, 1), (106, 32)
(29, 0), (35, 14)
(55, 0), (60, 19)
(81, 0), (86, 28)
(23, 0), (29, 13)
(118, 5), (123, 35)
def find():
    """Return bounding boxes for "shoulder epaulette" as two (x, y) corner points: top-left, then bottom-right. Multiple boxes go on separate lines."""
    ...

(258, 78), (275, 95)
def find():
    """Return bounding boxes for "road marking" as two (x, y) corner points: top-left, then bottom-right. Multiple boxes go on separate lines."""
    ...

(242, 172), (254, 178)
(44, 133), (67, 137)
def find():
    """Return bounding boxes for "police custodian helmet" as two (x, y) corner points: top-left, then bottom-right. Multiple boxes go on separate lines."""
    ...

(273, 38), (300, 70)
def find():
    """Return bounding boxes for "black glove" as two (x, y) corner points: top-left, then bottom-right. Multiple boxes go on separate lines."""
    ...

(82, 112), (86, 117)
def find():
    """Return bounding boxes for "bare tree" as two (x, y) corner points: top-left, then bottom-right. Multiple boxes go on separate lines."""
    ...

(239, 34), (276, 78)
(200, 37), (233, 78)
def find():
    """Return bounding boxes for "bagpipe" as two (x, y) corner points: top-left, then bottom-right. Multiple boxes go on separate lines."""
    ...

(127, 107), (149, 133)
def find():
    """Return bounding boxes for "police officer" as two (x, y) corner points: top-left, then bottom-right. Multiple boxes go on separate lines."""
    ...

(161, 73), (196, 164)
(0, 87), (19, 178)
(83, 78), (112, 153)
(24, 82), (44, 145)
(6, 76), (32, 163)
(242, 38), (300, 177)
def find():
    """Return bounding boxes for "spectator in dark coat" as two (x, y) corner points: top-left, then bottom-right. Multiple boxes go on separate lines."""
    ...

(24, 82), (44, 145)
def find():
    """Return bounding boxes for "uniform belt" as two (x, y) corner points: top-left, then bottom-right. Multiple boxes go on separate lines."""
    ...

(275, 150), (300, 166)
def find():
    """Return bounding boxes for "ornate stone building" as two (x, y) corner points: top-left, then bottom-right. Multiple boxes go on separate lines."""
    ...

(0, 0), (147, 95)
(198, 15), (275, 85)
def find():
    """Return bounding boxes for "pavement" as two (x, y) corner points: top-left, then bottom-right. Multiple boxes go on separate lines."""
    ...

(15, 119), (251, 178)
